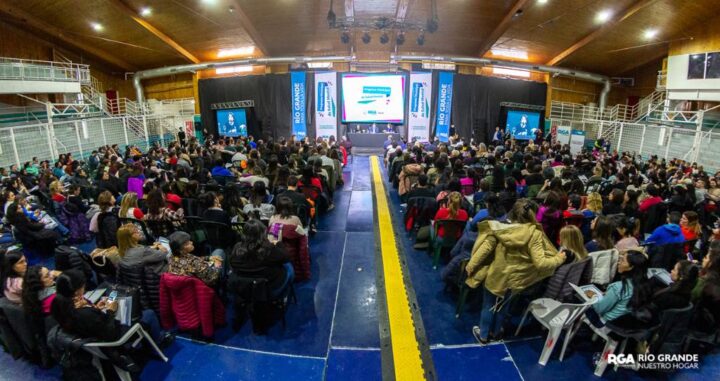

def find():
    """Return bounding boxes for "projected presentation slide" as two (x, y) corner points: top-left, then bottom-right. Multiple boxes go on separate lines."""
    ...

(216, 108), (248, 137)
(342, 74), (405, 123)
(506, 110), (540, 140)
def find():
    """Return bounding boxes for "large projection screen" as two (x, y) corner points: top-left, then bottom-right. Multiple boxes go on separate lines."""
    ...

(341, 73), (406, 124)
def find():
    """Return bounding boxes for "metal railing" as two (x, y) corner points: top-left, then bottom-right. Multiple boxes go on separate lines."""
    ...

(0, 57), (90, 83)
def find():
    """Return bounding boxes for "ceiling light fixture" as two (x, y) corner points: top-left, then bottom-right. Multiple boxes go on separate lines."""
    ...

(537, 0), (548, 4)
(396, 32), (405, 46)
(340, 30), (351, 44)
(417, 32), (425, 46)
(644, 28), (659, 40)
(380, 32), (389, 44)
(307, 62), (333, 69)
(140, 7), (152, 17)
(216, 65), (253, 75)
(490, 48), (528, 60)
(493, 67), (530, 78)
(217, 46), (255, 58)
(361, 32), (371, 44)
(201, 0), (218, 5)
(596, 9), (612, 23)
(90, 22), (103, 32)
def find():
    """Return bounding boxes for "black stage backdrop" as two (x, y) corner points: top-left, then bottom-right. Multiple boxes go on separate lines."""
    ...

(450, 75), (547, 144)
(199, 73), (313, 140)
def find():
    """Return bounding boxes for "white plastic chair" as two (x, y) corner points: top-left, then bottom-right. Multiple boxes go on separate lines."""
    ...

(83, 323), (168, 381)
(567, 314), (620, 376)
(588, 249), (619, 287)
(514, 296), (598, 365)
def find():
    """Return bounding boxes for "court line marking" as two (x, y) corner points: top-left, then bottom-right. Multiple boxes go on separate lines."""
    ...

(503, 343), (527, 381)
(330, 346), (382, 351)
(428, 336), (543, 350)
(324, 232), (349, 358)
(176, 336), (325, 360)
(370, 156), (426, 380)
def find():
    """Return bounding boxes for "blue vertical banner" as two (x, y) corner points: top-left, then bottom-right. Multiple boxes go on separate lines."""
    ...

(435, 71), (454, 142)
(291, 71), (307, 139)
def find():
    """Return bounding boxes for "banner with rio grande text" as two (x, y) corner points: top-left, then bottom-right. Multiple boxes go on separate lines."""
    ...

(435, 71), (454, 142)
(290, 71), (307, 139)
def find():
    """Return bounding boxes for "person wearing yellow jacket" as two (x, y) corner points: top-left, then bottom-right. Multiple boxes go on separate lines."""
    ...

(465, 199), (566, 344)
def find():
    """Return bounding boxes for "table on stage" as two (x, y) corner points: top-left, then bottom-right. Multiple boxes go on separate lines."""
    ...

(347, 132), (402, 148)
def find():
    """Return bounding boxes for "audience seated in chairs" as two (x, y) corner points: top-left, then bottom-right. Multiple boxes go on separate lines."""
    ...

(118, 224), (169, 277)
(119, 191), (145, 220)
(466, 199), (566, 344)
(51, 269), (172, 373)
(243, 181), (275, 222)
(5, 202), (61, 254)
(144, 189), (185, 237)
(268, 197), (310, 281)
(229, 219), (294, 333)
(90, 191), (119, 249)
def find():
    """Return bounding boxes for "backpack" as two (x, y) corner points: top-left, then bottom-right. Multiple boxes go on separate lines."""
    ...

(54, 246), (94, 283)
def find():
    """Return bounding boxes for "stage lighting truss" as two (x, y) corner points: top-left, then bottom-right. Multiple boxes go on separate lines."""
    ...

(328, 0), (438, 46)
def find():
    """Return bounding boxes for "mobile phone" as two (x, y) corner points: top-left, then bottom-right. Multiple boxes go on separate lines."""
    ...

(687, 252), (694, 261)
(108, 291), (118, 302)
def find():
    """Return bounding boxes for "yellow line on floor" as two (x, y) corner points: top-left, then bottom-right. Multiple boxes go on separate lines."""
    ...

(370, 155), (426, 381)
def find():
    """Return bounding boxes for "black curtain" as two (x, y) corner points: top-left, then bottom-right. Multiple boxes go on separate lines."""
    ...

(451, 75), (547, 144)
(199, 74), (300, 140)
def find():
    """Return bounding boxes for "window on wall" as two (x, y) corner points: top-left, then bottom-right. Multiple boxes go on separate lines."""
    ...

(688, 53), (706, 79)
(706, 52), (720, 79)
(687, 52), (720, 79)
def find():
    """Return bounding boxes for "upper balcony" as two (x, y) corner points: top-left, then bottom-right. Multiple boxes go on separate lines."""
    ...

(0, 57), (90, 94)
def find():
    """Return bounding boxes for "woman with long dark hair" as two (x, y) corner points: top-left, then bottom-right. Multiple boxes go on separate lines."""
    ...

(230, 219), (293, 294)
(585, 215), (615, 252)
(1, 249), (27, 304)
(51, 269), (171, 362)
(242, 181), (275, 221)
(5, 202), (61, 252)
(585, 250), (652, 329)
(21, 265), (59, 318)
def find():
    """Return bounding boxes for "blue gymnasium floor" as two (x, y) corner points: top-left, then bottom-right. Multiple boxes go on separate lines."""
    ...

(1, 155), (718, 380)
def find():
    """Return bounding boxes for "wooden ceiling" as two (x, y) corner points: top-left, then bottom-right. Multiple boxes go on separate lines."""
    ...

(1, 0), (718, 75)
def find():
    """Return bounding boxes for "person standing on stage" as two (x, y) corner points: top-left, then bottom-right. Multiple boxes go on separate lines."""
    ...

(492, 126), (504, 145)
(178, 127), (186, 147)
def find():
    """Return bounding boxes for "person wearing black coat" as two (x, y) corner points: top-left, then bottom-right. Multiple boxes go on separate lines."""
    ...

(5, 202), (60, 250)
(229, 219), (292, 293)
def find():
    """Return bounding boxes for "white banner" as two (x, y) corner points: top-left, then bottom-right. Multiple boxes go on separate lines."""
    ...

(314, 72), (338, 139)
(556, 125), (571, 145)
(570, 129), (586, 155)
(407, 72), (433, 142)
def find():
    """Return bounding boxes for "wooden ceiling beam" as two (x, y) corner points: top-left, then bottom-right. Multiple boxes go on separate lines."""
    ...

(546, 0), (660, 66)
(0, 3), (135, 71)
(107, 0), (200, 63)
(477, 0), (531, 57)
(612, 48), (667, 75)
(229, 1), (270, 56)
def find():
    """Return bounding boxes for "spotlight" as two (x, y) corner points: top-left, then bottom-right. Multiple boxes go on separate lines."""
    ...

(380, 32), (389, 44)
(417, 32), (425, 46)
(140, 7), (152, 17)
(426, 17), (438, 33)
(396, 32), (405, 46)
(327, 9), (336, 27)
(362, 32), (371, 44)
(340, 31), (350, 44)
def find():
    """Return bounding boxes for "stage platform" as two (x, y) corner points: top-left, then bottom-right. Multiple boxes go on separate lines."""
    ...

(347, 132), (402, 148)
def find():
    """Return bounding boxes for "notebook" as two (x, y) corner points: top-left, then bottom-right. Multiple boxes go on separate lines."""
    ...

(647, 268), (673, 285)
(84, 288), (107, 304)
(570, 283), (603, 302)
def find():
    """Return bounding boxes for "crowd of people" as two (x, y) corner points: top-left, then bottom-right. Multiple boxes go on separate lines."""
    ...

(389, 133), (720, 366)
(0, 133), (349, 377)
